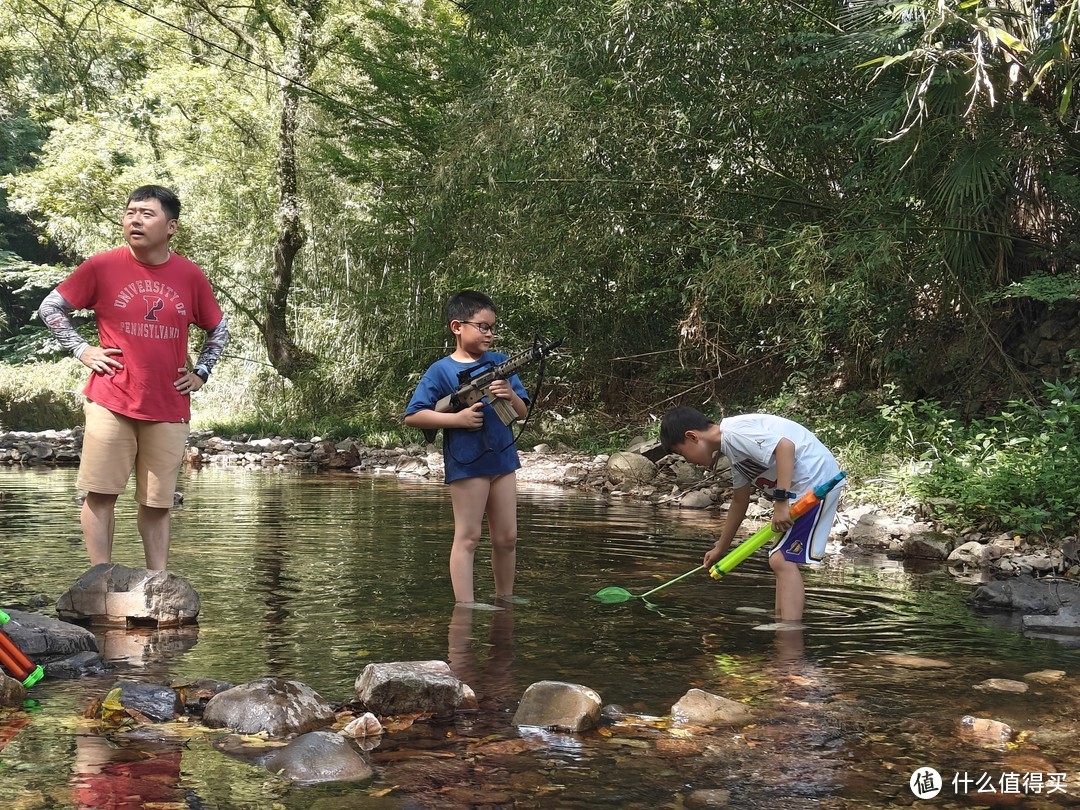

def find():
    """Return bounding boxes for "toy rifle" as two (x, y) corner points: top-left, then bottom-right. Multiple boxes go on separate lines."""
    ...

(0, 609), (44, 687)
(432, 336), (562, 429)
(709, 471), (847, 580)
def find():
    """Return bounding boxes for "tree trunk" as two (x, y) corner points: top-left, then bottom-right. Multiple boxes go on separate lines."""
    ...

(264, 1), (323, 380)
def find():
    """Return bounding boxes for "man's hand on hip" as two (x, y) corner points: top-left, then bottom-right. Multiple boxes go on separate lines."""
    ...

(80, 346), (124, 376)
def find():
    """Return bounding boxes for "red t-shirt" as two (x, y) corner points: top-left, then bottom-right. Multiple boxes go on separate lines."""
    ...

(58, 246), (223, 423)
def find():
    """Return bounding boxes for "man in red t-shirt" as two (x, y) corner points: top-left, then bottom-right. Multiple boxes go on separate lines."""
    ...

(39, 185), (229, 570)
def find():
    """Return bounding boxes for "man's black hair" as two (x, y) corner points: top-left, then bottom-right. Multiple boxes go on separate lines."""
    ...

(127, 185), (181, 222)
(660, 406), (715, 452)
(445, 290), (496, 326)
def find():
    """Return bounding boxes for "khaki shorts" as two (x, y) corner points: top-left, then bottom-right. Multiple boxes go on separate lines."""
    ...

(77, 400), (189, 508)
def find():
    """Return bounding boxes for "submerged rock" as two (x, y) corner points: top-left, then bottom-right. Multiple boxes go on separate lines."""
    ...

(1023, 607), (1080, 636)
(109, 680), (184, 722)
(959, 715), (1013, 743)
(56, 564), (200, 627)
(670, 688), (754, 727)
(264, 731), (374, 783)
(879, 654), (952, 669)
(0, 672), (26, 706)
(512, 680), (602, 732)
(354, 660), (468, 717)
(974, 678), (1029, 694)
(203, 677), (335, 736)
(1023, 669), (1066, 684)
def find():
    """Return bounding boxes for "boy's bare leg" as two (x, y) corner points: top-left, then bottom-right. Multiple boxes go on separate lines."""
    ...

(769, 553), (805, 622)
(81, 491), (118, 565)
(138, 505), (171, 570)
(449, 477), (492, 604)
(486, 472), (518, 598)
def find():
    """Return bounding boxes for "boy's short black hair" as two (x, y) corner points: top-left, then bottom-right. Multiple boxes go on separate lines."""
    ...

(445, 290), (496, 326)
(127, 185), (181, 222)
(660, 406), (715, 452)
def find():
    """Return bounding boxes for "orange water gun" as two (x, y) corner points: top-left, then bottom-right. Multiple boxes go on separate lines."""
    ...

(0, 610), (44, 687)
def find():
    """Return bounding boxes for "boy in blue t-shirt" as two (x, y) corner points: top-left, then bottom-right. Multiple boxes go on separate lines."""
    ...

(405, 291), (530, 608)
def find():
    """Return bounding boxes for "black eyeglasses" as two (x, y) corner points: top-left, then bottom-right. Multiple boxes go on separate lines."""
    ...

(460, 321), (498, 335)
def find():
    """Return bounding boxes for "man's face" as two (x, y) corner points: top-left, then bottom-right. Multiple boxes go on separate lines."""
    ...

(672, 432), (712, 467)
(123, 197), (176, 252)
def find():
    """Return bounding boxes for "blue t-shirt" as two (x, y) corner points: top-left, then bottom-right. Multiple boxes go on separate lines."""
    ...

(405, 353), (530, 483)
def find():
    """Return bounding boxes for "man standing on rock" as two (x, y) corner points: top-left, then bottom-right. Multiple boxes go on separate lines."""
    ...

(38, 185), (228, 570)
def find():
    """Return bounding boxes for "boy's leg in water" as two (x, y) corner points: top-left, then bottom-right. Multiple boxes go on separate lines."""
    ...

(449, 476), (493, 605)
(769, 552), (806, 623)
(485, 472), (518, 598)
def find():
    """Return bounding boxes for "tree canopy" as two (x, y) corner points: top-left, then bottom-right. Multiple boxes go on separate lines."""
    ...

(1, 0), (1077, 422)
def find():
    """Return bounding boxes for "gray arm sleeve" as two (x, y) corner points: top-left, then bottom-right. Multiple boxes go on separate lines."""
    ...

(38, 289), (90, 359)
(193, 317), (229, 377)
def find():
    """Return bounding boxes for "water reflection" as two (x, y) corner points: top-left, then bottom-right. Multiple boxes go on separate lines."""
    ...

(447, 601), (516, 707)
(2, 466), (1080, 809)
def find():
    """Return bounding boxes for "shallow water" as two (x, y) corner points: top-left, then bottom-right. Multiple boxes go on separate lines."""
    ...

(1, 466), (1079, 808)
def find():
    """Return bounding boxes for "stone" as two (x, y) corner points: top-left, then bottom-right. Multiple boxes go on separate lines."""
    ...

(879, 654), (952, 669)
(1022, 607), (1080, 636)
(670, 688), (754, 726)
(0, 609), (100, 678)
(170, 678), (235, 715)
(847, 513), (896, 546)
(959, 715), (1013, 743)
(1023, 669), (1066, 684)
(685, 789), (732, 808)
(44, 650), (108, 679)
(970, 575), (1080, 613)
(512, 681), (602, 732)
(679, 489), (715, 509)
(203, 677), (335, 736)
(974, 678), (1029, 693)
(902, 536), (953, 560)
(0, 672), (26, 706)
(109, 680), (184, 721)
(56, 564), (200, 627)
(354, 660), (468, 716)
(606, 452), (658, 484)
(263, 731), (375, 783)
(948, 541), (990, 567)
(340, 712), (383, 738)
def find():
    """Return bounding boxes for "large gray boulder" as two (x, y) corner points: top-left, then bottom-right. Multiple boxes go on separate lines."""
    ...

(512, 680), (602, 732)
(670, 688), (755, 726)
(970, 575), (1080, 613)
(1023, 607), (1080, 636)
(354, 660), (468, 716)
(606, 452), (658, 485)
(263, 731), (375, 783)
(56, 564), (200, 627)
(203, 677), (335, 736)
(1, 608), (103, 678)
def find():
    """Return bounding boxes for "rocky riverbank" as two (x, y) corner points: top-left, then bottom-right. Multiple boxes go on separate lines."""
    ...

(3, 426), (1078, 635)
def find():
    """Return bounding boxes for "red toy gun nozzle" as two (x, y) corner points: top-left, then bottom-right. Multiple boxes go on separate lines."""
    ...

(0, 610), (44, 688)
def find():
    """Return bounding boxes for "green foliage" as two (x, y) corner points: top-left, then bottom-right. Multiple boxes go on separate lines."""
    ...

(0, 358), (84, 430)
(876, 381), (1080, 536)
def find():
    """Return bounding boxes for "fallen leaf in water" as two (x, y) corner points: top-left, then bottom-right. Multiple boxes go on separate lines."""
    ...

(381, 712), (432, 733)
(597, 727), (613, 737)
(369, 786), (398, 797)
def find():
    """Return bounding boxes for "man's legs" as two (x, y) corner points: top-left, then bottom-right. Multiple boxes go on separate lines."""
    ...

(449, 476), (493, 604)
(137, 506), (171, 570)
(80, 492), (119, 565)
(485, 472), (518, 598)
(133, 419), (189, 571)
(769, 552), (805, 622)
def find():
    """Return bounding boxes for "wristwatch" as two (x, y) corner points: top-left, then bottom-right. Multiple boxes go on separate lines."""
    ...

(768, 488), (798, 501)
(193, 367), (209, 383)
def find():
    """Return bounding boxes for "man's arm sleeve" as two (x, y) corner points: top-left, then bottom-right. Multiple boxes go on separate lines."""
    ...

(193, 317), (229, 378)
(38, 289), (90, 359)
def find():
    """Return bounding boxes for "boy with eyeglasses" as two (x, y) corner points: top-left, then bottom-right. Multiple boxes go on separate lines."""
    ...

(405, 291), (529, 609)
(660, 407), (844, 623)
